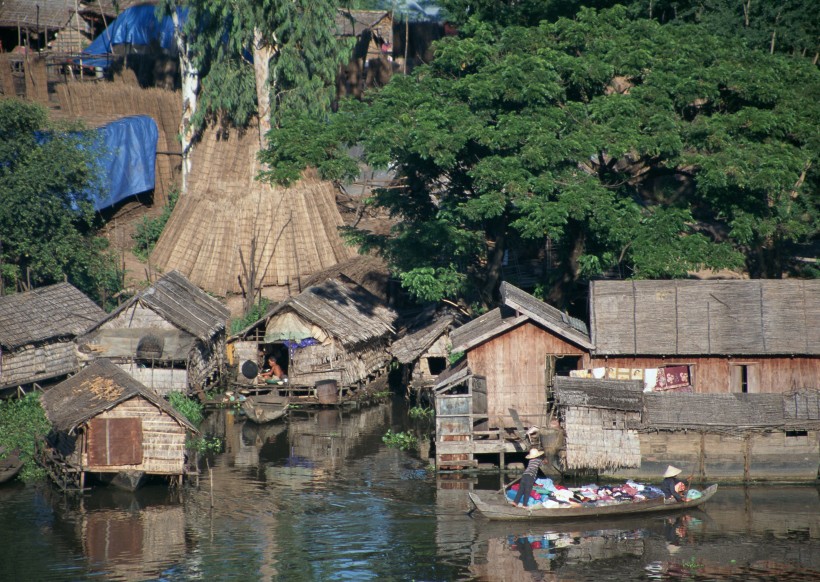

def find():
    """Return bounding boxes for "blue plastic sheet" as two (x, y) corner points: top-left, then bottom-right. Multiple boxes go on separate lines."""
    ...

(93, 115), (158, 211)
(79, 5), (186, 69)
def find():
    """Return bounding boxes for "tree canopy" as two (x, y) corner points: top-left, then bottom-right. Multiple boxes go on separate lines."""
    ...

(262, 7), (819, 307)
(0, 99), (121, 306)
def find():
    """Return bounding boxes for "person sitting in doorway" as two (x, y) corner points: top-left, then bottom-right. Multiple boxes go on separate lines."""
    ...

(258, 355), (285, 383)
(660, 465), (689, 502)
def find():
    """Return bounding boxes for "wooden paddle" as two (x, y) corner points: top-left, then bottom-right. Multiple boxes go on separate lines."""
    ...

(498, 475), (522, 494)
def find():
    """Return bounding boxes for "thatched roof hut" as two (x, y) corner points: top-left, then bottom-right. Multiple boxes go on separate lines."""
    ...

(237, 277), (397, 390)
(590, 279), (820, 356)
(553, 377), (642, 471)
(40, 359), (196, 485)
(0, 283), (104, 391)
(0, 0), (73, 31)
(391, 307), (460, 391)
(79, 270), (229, 395)
(150, 124), (354, 306)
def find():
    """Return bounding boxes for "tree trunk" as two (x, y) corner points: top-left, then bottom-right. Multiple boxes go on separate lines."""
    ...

(546, 227), (586, 312)
(482, 221), (506, 305)
(173, 10), (198, 195)
(253, 28), (275, 150)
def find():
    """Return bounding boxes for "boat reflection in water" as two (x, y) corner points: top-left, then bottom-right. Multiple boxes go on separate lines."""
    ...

(438, 475), (820, 581)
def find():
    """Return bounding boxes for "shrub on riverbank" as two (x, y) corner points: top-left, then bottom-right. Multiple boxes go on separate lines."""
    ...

(0, 393), (50, 482)
(167, 391), (204, 426)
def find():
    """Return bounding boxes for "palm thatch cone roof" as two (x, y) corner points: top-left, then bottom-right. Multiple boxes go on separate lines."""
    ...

(150, 124), (355, 297)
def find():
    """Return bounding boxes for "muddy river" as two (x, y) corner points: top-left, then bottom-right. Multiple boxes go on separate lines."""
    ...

(1, 398), (819, 581)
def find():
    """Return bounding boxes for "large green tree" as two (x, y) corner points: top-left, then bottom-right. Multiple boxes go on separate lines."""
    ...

(0, 99), (122, 305)
(263, 7), (819, 307)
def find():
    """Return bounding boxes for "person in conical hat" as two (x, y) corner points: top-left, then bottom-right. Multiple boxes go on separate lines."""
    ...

(512, 449), (545, 508)
(661, 465), (688, 502)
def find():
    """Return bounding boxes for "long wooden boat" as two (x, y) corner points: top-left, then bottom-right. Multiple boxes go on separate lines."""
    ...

(468, 484), (718, 521)
(0, 448), (23, 484)
(241, 394), (289, 424)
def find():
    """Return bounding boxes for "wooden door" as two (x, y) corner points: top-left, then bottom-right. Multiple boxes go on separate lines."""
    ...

(87, 417), (143, 466)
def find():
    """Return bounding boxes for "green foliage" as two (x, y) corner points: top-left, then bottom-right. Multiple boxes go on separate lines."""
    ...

(176, 0), (352, 131)
(132, 186), (179, 261)
(229, 297), (270, 334)
(263, 7), (818, 305)
(448, 350), (465, 365)
(0, 99), (123, 305)
(382, 429), (418, 451)
(0, 393), (51, 482)
(409, 406), (434, 421)
(187, 435), (223, 454)
(167, 391), (204, 426)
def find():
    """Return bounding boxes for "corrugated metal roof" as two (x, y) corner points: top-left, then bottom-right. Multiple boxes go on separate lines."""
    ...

(40, 359), (197, 433)
(0, 283), (105, 349)
(590, 279), (820, 356)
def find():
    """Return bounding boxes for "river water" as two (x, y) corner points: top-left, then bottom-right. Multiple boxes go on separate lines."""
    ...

(1, 397), (819, 581)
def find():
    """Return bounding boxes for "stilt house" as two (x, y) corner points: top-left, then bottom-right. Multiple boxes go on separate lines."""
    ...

(39, 359), (198, 490)
(390, 307), (460, 393)
(0, 283), (104, 393)
(78, 270), (229, 396)
(233, 277), (397, 401)
(587, 279), (820, 394)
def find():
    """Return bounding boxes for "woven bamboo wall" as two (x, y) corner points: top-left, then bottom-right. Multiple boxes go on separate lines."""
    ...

(103, 303), (178, 331)
(83, 397), (187, 474)
(588, 355), (820, 393)
(563, 407), (641, 470)
(290, 340), (389, 387)
(150, 124), (354, 298)
(54, 82), (182, 204)
(467, 322), (585, 429)
(0, 341), (77, 389)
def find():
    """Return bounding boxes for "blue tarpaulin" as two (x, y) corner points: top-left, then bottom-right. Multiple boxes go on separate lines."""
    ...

(79, 5), (186, 69)
(93, 115), (158, 211)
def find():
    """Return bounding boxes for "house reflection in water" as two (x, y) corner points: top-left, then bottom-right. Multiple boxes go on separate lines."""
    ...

(54, 489), (186, 581)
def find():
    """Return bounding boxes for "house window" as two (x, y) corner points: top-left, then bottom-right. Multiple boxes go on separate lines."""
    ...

(730, 363), (759, 394)
(427, 357), (447, 376)
(785, 430), (808, 447)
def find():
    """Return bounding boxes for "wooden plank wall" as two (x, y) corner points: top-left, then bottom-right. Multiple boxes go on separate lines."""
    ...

(467, 322), (584, 429)
(0, 341), (77, 389)
(588, 356), (820, 393)
(609, 430), (820, 482)
(83, 397), (187, 474)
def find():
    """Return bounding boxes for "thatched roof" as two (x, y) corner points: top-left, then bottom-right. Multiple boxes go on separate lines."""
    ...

(91, 270), (228, 341)
(0, 0), (74, 29)
(150, 125), (354, 297)
(255, 277), (396, 349)
(0, 283), (105, 350)
(450, 281), (593, 352)
(40, 359), (197, 433)
(78, 0), (152, 18)
(590, 279), (820, 356)
(553, 377), (644, 412)
(300, 254), (391, 302)
(390, 308), (456, 364)
(335, 9), (391, 37)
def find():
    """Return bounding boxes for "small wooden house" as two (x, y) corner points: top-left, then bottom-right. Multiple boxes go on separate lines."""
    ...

(233, 277), (397, 403)
(556, 377), (820, 482)
(587, 279), (820, 394)
(39, 359), (198, 490)
(0, 283), (105, 393)
(390, 307), (460, 394)
(447, 281), (594, 430)
(78, 270), (229, 397)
